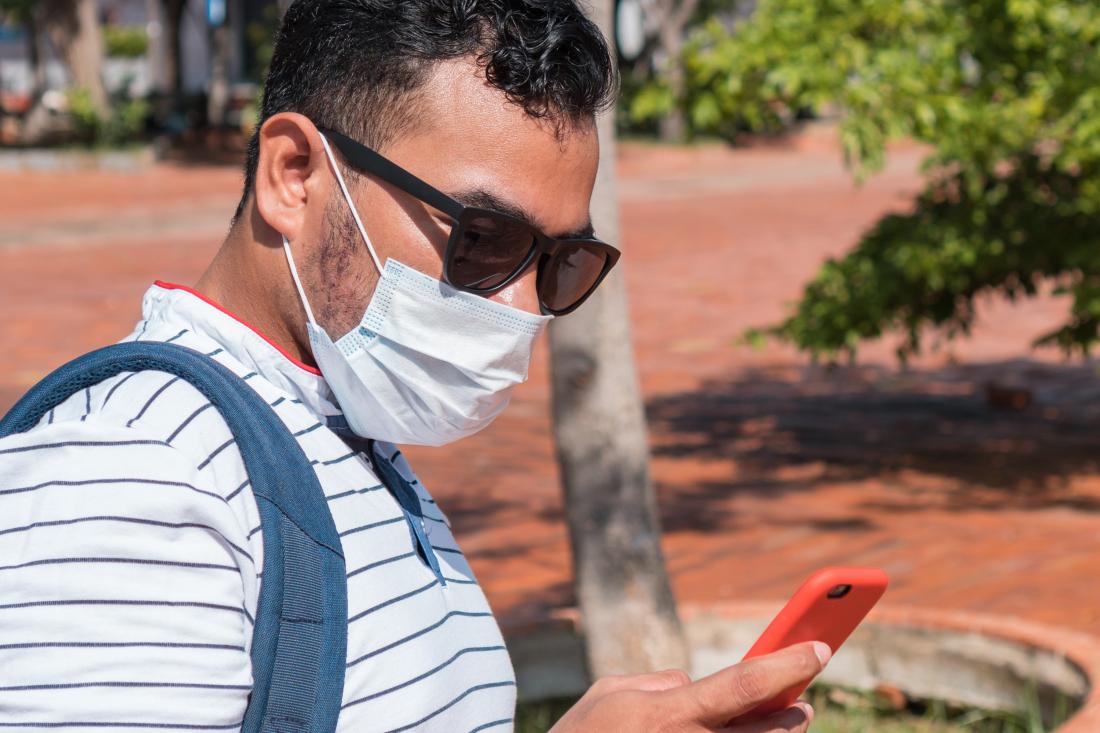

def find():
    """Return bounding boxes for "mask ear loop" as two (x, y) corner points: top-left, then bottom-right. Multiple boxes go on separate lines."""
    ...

(282, 235), (318, 327)
(318, 130), (385, 276)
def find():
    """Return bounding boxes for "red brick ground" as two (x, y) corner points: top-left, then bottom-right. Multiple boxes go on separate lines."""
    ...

(3, 128), (1099, 640)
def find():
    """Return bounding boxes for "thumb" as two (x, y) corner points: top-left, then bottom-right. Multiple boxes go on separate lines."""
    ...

(663, 642), (829, 727)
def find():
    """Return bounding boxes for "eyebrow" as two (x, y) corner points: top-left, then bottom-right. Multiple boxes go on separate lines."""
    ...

(450, 188), (595, 240)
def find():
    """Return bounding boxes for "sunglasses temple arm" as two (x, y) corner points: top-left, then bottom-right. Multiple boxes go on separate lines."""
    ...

(318, 127), (465, 221)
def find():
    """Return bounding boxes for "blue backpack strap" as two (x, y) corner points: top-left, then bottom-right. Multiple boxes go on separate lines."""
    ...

(0, 341), (347, 733)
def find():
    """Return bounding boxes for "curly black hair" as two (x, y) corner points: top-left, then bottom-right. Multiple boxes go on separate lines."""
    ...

(235, 0), (616, 219)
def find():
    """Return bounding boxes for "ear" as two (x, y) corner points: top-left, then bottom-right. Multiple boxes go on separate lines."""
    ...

(253, 112), (328, 242)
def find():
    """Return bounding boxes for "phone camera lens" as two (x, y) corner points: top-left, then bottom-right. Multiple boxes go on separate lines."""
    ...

(827, 584), (852, 599)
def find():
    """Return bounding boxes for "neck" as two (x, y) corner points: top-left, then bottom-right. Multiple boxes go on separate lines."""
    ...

(195, 212), (317, 368)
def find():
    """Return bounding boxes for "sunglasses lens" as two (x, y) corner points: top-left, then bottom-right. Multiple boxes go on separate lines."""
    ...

(540, 243), (611, 313)
(449, 214), (537, 291)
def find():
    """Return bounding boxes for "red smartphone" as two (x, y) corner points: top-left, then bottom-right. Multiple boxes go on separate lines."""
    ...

(737, 566), (889, 720)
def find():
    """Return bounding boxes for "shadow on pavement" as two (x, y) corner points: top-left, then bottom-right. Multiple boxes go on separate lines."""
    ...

(646, 358), (1100, 519)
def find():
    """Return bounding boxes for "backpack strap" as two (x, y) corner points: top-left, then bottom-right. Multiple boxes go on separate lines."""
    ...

(0, 341), (347, 733)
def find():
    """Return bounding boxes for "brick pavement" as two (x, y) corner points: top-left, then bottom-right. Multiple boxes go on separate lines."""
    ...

(2, 130), (1099, 644)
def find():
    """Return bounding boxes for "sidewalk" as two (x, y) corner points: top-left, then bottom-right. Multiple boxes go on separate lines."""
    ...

(2, 131), (1098, 637)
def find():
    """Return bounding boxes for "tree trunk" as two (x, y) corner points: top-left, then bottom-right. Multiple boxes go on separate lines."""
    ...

(41, 0), (109, 118)
(19, 10), (53, 144)
(145, 0), (164, 93)
(657, 22), (687, 142)
(548, 0), (690, 679)
(26, 12), (47, 97)
(160, 0), (186, 112)
(654, 0), (700, 142)
(207, 14), (232, 127)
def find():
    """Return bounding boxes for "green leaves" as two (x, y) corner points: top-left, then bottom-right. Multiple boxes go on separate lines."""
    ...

(67, 87), (149, 148)
(643, 0), (1100, 360)
(764, 156), (1100, 359)
(103, 26), (149, 59)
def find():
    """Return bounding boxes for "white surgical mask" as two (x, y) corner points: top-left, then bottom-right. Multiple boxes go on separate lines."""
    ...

(281, 132), (550, 446)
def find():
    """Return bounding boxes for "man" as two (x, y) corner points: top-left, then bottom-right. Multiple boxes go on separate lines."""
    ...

(0, 1), (826, 730)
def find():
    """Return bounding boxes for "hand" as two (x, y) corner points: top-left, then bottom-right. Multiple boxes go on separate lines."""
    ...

(547, 641), (830, 733)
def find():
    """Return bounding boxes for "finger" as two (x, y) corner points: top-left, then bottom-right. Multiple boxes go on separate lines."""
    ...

(670, 641), (829, 726)
(719, 702), (814, 733)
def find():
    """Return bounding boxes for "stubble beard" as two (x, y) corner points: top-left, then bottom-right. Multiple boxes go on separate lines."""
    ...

(312, 192), (382, 341)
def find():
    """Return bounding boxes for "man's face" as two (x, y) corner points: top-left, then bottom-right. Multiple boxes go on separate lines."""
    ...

(299, 56), (601, 339)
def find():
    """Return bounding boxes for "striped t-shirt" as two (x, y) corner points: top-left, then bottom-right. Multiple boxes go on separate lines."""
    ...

(0, 281), (516, 732)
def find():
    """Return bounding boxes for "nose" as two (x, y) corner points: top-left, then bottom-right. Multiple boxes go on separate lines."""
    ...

(488, 262), (540, 314)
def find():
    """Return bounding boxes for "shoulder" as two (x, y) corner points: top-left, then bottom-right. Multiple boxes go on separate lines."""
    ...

(4, 413), (180, 468)
(2, 354), (262, 558)
(39, 363), (244, 488)
(1, 418), (228, 510)
(36, 329), (285, 495)
(0, 418), (251, 565)
(0, 412), (264, 588)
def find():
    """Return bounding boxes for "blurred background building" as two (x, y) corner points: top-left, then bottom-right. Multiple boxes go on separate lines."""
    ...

(0, 0), (286, 144)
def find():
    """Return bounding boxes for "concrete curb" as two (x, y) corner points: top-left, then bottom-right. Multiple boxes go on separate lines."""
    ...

(0, 146), (156, 173)
(680, 602), (1100, 732)
(503, 602), (1100, 731)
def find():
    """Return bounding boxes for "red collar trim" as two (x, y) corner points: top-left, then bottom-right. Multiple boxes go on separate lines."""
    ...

(153, 280), (323, 376)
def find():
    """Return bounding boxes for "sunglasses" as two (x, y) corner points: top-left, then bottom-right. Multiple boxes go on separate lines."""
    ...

(318, 127), (621, 316)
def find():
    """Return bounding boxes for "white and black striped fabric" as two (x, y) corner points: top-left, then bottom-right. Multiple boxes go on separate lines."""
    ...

(0, 282), (516, 732)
